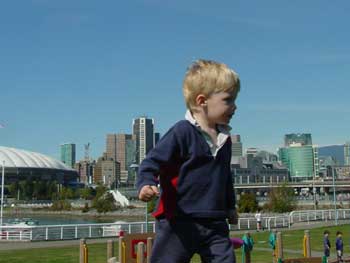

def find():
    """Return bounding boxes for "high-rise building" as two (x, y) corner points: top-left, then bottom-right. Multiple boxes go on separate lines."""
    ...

(133, 117), (155, 164)
(93, 154), (120, 188)
(75, 160), (95, 185)
(246, 148), (258, 157)
(345, 142), (350, 165)
(106, 134), (117, 161)
(284, 133), (312, 147)
(105, 134), (136, 185)
(231, 135), (243, 157)
(155, 132), (161, 146)
(278, 144), (319, 180)
(60, 143), (76, 168)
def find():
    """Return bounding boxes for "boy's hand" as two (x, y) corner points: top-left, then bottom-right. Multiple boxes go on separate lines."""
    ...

(228, 209), (239, 225)
(139, 185), (160, 202)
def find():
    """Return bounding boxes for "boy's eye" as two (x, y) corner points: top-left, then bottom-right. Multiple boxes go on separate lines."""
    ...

(224, 97), (235, 104)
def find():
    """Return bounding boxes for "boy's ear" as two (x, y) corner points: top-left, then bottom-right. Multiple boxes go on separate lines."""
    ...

(195, 94), (207, 106)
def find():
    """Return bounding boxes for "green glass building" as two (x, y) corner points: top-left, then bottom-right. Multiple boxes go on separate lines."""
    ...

(278, 145), (318, 180)
(60, 143), (76, 168)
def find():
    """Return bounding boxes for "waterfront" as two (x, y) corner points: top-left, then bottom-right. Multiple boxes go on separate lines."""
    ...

(2, 207), (146, 225)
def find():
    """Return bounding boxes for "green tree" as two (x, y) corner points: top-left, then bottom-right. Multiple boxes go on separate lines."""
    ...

(237, 193), (259, 213)
(94, 192), (116, 213)
(79, 187), (93, 200)
(8, 182), (19, 198)
(267, 183), (296, 213)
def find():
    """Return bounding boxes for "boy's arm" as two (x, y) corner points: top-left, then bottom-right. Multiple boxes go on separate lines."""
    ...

(227, 164), (238, 224)
(136, 127), (180, 201)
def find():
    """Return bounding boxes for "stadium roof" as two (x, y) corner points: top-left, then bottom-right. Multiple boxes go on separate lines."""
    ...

(0, 146), (73, 170)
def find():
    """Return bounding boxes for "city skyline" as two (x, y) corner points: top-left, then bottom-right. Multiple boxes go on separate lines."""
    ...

(1, 1), (349, 161)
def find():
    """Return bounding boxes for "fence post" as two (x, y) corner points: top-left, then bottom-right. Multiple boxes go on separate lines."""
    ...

(146, 237), (153, 263)
(119, 236), (125, 263)
(137, 242), (145, 263)
(107, 239), (114, 262)
(80, 238), (86, 263)
(303, 230), (311, 258)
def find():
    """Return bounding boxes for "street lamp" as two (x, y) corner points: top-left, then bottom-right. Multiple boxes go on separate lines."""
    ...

(1, 160), (5, 226)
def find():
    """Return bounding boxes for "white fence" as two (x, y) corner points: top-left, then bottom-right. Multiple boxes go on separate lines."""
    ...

(1, 209), (349, 242)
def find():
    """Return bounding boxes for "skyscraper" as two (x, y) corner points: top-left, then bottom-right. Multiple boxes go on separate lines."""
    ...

(284, 133), (312, 147)
(133, 117), (155, 164)
(105, 134), (136, 185)
(231, 134), (243, 157)
(345, 142), (350, 165)
(60, 143), (76, 168)
(278, 145), (319, 180)
(155, 132), (161, 146)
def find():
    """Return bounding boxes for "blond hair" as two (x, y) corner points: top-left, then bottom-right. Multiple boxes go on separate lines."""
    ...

(183, 59), (240, 110)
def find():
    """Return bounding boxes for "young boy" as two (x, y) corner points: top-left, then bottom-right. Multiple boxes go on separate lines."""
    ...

(335, 231), (343, 263)
(323, 230), (330, 260)
(137, 59), (240, 263)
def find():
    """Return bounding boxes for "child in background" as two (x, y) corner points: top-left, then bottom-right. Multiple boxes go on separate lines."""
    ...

(323, 230), (331, 261)
(335, 231), (343, 263)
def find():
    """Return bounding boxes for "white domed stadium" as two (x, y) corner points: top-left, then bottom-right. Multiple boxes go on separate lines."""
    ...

(0, 146), (78, 186)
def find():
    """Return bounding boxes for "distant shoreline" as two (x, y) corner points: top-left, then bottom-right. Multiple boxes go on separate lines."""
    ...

(3, 207), (147, 221)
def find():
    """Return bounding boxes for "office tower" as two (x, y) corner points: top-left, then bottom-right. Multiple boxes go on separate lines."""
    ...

(246, 148), (258, 157)
(133, 117), (155, 164)
(93, 154), (120, 188)
(278, 145), (318, 180)
(106, 134), (117, 161)
(105, 134), (136, 185)
(75, 160), (95, 185)
(231, 135), (243, 157)
(155, 132), (161, 146)
(60, 143), (76, 168)
(345, 142), (350, 165)
(284, 133), (312, 147)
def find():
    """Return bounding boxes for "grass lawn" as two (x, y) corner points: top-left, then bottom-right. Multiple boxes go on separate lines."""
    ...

(0, 224), (349, 263)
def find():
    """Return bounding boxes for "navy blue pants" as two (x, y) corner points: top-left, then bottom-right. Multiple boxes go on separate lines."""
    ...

(150, 217), (235, 263)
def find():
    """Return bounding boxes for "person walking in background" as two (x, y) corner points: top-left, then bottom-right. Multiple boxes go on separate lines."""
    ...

(323, 230), (331, 262)
(242, 232), (254, 263)
(255, 210), (262, 232)
(335, 231), (343, 263)
(137, 59), (241, 263)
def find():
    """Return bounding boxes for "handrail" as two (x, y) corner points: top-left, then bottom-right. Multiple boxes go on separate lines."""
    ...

(2, 209), (350, 241)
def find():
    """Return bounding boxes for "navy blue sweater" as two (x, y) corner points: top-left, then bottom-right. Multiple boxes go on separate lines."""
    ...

(137, 120), (235, 219)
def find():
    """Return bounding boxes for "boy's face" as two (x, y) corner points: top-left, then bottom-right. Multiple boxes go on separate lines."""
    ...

(205, 91), (237, 125)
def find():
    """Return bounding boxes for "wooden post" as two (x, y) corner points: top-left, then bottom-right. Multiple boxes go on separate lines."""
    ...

(107, 239), (114, 262)
(277, 232), (283, 261)
(146, 237), (153, 263)
(304, 230), (311, 258)
(80, 239), (86, 263)
(119, 236), (125, 263)
(137, 242), (145, 263)
(84, 243), (88, 263)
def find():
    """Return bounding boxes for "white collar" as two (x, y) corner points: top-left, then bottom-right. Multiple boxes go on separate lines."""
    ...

(185, 110), (231, 135)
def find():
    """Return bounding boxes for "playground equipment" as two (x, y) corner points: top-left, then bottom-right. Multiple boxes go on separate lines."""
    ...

(274, 230), (322, 263)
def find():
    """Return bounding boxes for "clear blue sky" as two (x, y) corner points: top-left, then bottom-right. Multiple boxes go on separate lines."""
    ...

(1, 0), (349, 161)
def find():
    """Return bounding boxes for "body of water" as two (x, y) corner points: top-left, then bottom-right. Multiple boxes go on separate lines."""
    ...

(3, 214), (144, 225)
